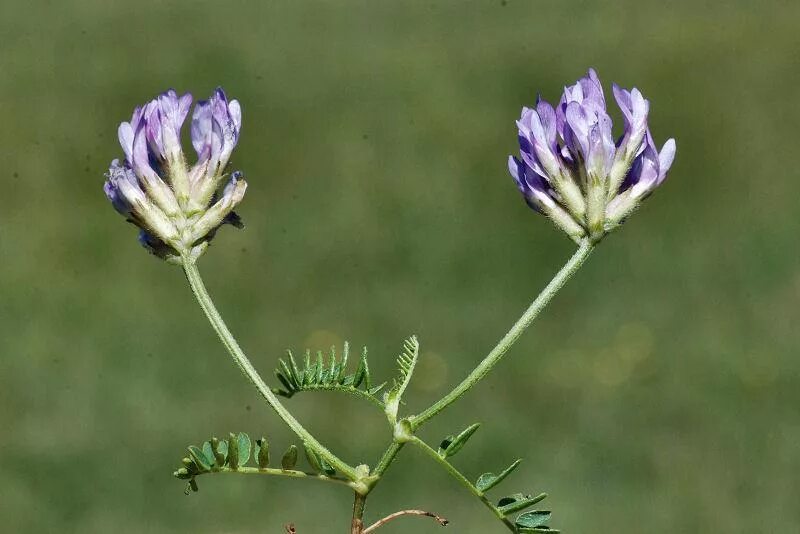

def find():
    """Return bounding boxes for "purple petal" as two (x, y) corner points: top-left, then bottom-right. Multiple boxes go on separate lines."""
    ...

(155, 90), (193, 158)
(118, 122), (135, 164)
(156, 90), (193, 129)
(117, 105), (146, 164)
(595, 113), (616, 173)
(142, 101), (165, 160)
(630, 89), (649, 122)
(613, 85), (649, 139)
(612, 84), (633, 128)
(104, 170), (131, 216)
(531, 101), (556, 150)
(508, 155), (527, 194)
(579, 68), (606, 110)
(555, 99), (568, 143)
(189, 88), (243, 175)
(656, 138), (676, 184)
(621, 133), (659, 193)
(191, 99), (213, 157)
(228, 99), (242, 133)
(586, 125), (605, 175)
(517, 133), (532, 156)
(131, 125), (155, 180)
(104, 159), (146, 217)
(508, 155), (554, 214)
(210, 112), (225, 166)
(213, 91), (240, 145)
(535, 97), (558, 151)
(564, 101), (590, 158)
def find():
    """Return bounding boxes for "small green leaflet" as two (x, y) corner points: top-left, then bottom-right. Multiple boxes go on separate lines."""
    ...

(438, 423), (480, 459)
(475, 459), (522, 492)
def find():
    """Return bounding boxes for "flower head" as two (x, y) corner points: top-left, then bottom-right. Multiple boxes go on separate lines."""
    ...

(509, 69), (675, 242)
(104, 88), (246, 263)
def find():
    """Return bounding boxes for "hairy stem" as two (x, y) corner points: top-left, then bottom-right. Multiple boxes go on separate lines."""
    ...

(371, 441), (405, 479)
(412, 239), (594, 428)
(363, 509), (449, 533)
(211, 466), (354, 488)
(182, 259), (358, 481)
(410, 437), (515, 531)
(351, 492), (367, 534)
(281, 384), (385, 410)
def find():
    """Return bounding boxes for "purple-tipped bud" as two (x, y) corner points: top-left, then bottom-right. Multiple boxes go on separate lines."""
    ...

(104, 88), (248, 262)
(104, 161), (136, 217)
(508, 156), (585, 240)
(104, 160), (178, 244)
(606, 133), (675, 227)
(156, 90), (193, 161)
(509, 69), (675, 243)
(188, 88), (242, 210)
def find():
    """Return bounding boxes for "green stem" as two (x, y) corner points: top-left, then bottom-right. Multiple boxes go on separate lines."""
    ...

(284, 384), (385, 410)
(412, 239), (594, 429)
(182, 259), (358, 481)
(371, 441), (405, 479)
(208, 466), (354, 488)
(410, 437), (515, 531)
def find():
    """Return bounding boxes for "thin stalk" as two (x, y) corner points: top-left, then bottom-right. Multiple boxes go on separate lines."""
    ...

(351, 492), (367, 534)
(182, 259), (358, 481)
(371, 441), (405, 478)
(363, 509), (448, 533)
(410, 437), (515, 531)
(284, 384), (385, 410)
(412, 239), (594, 429)
(209, 466), (354, 488)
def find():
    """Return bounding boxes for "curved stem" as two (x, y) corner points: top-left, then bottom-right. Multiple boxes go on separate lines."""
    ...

(410, 437), (515, 531)
(182, 259), (358, 481)
(363, 509), (448, 533)
(412, 239), (594, 429)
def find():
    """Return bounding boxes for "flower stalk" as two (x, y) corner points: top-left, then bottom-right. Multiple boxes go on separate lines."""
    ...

(181, 257), (359, 482)
(411, 238), (594, 429)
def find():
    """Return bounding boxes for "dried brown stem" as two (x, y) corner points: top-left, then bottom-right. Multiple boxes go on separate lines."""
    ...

(351, 493), (366, 534)
(362, 509), (449, 533)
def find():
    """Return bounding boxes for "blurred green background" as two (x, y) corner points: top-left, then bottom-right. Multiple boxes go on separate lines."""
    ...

(1, 0), (799, 532)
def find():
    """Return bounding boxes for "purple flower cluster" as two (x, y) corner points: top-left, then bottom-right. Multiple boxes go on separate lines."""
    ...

(104, 88), (246, 262)
(509, 69), (675, 242)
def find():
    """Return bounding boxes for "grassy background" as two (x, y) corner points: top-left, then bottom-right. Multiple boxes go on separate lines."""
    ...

(1, 0), (799, 532)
